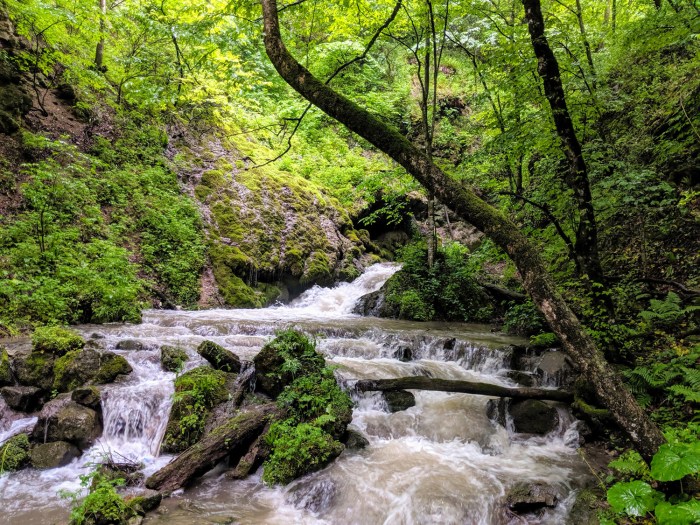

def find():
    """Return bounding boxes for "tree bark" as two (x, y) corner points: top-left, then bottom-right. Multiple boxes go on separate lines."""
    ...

(146, 404), (282, 492)
(521, 0), (604, 285)
(94, 0), (106, 70)
(260, 0), (665, 461)
(355, 377), (573, 402)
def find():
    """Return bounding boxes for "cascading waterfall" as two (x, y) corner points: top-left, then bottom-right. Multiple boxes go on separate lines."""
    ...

(0, 263), (590, 525)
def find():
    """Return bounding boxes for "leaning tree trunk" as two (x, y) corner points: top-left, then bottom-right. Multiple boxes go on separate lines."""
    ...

(522, 0), (604, 286)
(259, 0), (665, 461)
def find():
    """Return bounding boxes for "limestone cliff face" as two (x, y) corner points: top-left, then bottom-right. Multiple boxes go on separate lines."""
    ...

(169, 134), (377, 308)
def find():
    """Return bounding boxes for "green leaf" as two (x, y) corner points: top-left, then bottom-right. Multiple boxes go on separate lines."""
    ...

(655, 500), (700, 525)
(607, 481), (662, 516)
(651, 443), (700, 481)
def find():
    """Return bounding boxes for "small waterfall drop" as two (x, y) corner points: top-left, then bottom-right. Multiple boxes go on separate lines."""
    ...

(0, 263), (589, 525)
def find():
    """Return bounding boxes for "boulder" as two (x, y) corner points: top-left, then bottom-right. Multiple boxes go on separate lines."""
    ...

(13, 352), (55, 391)
(393, 347), (412, 362)
(505, 482), (560, 514)
(160, 345), (189, 372)
(0, 433), (30, 472)
(53, 348), (132, 392)
(125, 489), (163, 516)
(253, 331), (325, 398)
(343, 428), (369, 449)
(115, 340), (145, 351)
(71, 386), (101, 410)
(197, 341), (241, 373)
(1, 386), (43, 412)
(352, 284), (399, 318)
(29, 441), (80, 469)
(507, 370), (535, 387)
(509, 399), (559, 435)
(383, 390), (415, 413)
(39, 401), (102, 450)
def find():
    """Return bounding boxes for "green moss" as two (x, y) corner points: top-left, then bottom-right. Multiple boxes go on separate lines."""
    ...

(262, 421), (344, 485)
(200, 169), (226, 188)
(301, 251), (332, 286)
(15, 352), (55, 390)
(194, 184), (212, 201)
(0, 433), (30, 473)
(162, 366), (230, 452)
(32, 326), (85, 356)
(160, 345), (189, 372)
(53, 349), (82, 392)
(93, 354), (132, 384)
(0, 349), (12, 386)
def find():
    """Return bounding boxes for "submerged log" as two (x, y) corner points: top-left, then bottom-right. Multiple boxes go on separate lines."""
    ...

(146, 403), (283, 492)
(354, 377), (573, 402)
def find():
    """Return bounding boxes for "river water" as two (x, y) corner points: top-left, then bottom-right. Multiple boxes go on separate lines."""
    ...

(0, 263), (590, 524)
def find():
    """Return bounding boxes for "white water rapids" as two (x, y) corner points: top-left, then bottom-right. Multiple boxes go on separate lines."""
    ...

(0, 263), (590, 524)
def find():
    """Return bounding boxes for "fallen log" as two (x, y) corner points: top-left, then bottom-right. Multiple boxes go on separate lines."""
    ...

(354, 377), (573, 402)
(146, 403), (283, 492)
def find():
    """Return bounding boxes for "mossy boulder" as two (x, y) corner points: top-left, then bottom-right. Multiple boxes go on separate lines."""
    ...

(343, 428), (369, 450)
(39, 401), (102, 450)
(115, 340), (145, 351)
(253, 330), (325, 398)
(71, 386), (101, 410)
(1, 385), (43, 412)
(161, 366), (232, 453)
(0, 348), (12, 386)
(31, 326), (85, 356)
(53, 348), (132, 393)
(0, 433), (31, 473)
(29, 441), (80, 469)
(125, 490), (163, 516)
(14, 352), (56, 391)
(197, 341), (241, 373)
(160, 345), (188, 372)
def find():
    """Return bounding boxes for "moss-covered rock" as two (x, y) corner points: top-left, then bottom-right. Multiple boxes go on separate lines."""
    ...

(253, 330), (325, 398)
(160, 345), (188, 372)
(262, 421), (344, 485)
(13, 352), (56, 391)
(509, 400), (559, 435)
(71, 386), (101, 410)
(197, 341), (241, 373)
(383, 390), (416, 413)
(126, 490), (163, 516)
(0, 348), (13, 387)
(161, 366), (232, 453)
(31, 326), (85, 356)
(53, 348), (132, 393)
(40, 401), (102, 450)
(0, 433), (30, 473)
(29, 440), (80, 469)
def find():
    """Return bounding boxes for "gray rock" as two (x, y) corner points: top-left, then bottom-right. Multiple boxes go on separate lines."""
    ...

(197, 341), (241, 373)
(13, 353), (55, 391)
(160, 345), (188, 372)
(507, 370), (535, 387)
(29, 441), (80, 469)
(71, 386), (101, 410)
(393, 347), (412, 362)
(383, 390), (415, 413)
(344, 428), (369, 449)
(505, 482), (560, 514)
(38, 401), (102, 450)
(116, 340), (145, 351)
(509, 399), (559, 435)
(1, 386), (43, 412)
(0, 348), (12, 387)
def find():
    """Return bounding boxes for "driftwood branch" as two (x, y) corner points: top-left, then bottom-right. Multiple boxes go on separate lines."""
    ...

(355, 377), (573, 402)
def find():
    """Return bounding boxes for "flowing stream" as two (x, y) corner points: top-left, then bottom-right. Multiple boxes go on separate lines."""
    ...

(0, 263), (590, 524)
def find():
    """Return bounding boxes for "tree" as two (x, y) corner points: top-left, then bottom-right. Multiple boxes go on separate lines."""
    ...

(259, 0), (665, 461)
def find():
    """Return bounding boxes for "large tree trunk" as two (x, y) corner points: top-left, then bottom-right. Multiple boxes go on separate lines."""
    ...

(259, 0), (665, 461)
(522, 0), (604, 285)
(355, 377), (573, 402)
(146, 404), (282, 492)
